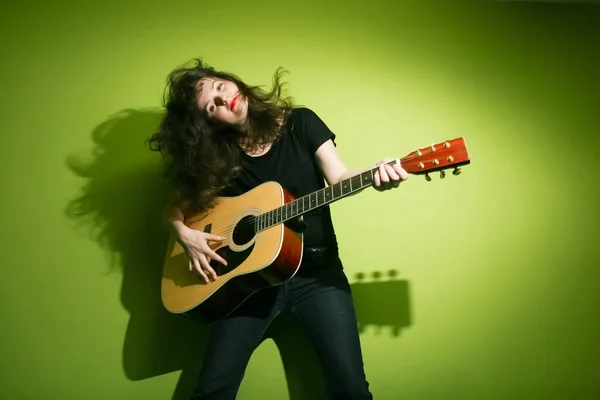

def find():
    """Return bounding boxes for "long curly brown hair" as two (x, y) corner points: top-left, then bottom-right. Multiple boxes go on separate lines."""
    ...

(147, 58), (295, 215)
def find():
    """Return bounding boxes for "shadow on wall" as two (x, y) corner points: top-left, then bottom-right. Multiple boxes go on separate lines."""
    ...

(65, 109), (411, 400)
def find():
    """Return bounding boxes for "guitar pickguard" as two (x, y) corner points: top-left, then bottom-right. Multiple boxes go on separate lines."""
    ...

(210, 244), (255, 276)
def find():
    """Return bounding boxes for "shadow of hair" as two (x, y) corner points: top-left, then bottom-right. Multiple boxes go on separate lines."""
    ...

(65, 108), (207, 396)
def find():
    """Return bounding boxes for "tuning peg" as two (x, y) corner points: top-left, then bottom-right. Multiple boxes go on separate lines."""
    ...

(453, 167), (461, 176)
(425, 173), (431, 182)
(440, 170), (446, 179)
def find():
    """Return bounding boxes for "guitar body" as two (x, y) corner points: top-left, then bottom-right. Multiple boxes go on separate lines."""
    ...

(161, 181), (303, 324)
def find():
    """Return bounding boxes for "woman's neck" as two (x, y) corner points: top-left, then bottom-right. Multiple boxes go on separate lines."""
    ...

(239, 139), (272, 157)
(237, 111), (285, 157)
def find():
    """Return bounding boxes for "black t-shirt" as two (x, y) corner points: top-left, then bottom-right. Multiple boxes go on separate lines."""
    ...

(219, 107), (338, 250)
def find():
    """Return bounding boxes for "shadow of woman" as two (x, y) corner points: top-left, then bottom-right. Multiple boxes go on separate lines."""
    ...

(65, 108), (413, 399)
(65, 108), (207, 398)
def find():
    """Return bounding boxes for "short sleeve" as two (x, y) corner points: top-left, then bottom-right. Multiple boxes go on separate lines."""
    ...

(292, 107), (337, 155)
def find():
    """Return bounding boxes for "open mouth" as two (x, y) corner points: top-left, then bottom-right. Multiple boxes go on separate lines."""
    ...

(230, 95), (238, 111)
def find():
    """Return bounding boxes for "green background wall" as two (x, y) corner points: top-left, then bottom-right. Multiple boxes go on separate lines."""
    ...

(1, 0), (598, 399)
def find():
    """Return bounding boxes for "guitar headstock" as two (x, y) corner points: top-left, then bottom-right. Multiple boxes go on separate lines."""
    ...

(400, 137), (470, 181)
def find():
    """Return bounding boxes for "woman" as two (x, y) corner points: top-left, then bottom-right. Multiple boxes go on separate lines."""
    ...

(148, 58), (407, 399)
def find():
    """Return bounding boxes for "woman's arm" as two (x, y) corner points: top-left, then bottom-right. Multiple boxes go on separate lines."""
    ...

(314, 139), (408, 189)
(161, 195), (192, 241)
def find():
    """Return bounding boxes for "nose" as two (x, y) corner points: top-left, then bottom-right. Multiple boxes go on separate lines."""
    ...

(215, 95), (229, 107)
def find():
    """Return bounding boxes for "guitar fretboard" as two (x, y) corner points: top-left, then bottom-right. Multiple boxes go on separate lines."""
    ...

(254, 161), (397, 232)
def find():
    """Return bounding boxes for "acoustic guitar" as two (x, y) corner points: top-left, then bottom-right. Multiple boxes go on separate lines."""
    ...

(161, 137), (471, 323)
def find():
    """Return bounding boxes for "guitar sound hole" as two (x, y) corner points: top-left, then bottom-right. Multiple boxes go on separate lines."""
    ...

(232, 215), (256, 246)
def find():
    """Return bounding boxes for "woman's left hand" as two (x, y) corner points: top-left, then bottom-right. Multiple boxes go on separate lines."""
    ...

(371, 158), (408, 191)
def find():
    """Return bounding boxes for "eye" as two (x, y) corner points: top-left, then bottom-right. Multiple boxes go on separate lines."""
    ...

(208, 105), (215, 113)
(217, 83), (223, 91)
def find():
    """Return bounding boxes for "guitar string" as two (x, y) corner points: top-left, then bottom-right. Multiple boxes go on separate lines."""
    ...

(201, 152), (463, 238)
(193, 150), (464, 238)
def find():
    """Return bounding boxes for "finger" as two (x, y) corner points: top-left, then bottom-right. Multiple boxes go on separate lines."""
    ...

(373, 169), (381, 187)
(384, 164), (400, 181)
(379, 164), (389, 184)
(393, 164), (408, 180)
(385, 165), (401, 190)
(193, 257), (210, 283)
(379, 164), (391, 190)
(206, 234), (226, 242)
(186, 249), (195, 271)
(208, 249), (228, 266)
(199, 256), (218, 281)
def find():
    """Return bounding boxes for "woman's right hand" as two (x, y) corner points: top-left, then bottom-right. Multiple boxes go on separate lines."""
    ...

(178, 227), (228, 283)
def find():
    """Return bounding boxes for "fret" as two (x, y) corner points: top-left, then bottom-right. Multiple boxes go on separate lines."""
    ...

(316, 189), (324, 206)
(350, 176), (360, 191)
(341, 179), (351, 195)
(332, 182), (341, 198)
(310, 193), (317, 210)
(324, 186), (333, 202)
(362, 170), (373, 186)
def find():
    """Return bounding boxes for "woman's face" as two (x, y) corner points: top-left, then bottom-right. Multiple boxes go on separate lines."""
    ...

(196, 77), (248, 131)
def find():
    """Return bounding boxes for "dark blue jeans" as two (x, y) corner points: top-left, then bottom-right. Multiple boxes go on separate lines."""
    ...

(190, 250), (372, 399)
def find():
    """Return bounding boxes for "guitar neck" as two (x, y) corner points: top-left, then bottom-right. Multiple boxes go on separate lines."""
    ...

(255, 160), (396, 232)
(254, 136), (471, 233)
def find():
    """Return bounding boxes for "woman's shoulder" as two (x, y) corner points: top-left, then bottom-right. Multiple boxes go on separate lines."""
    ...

(285, 107), (322, 129)
(289, 106), (318, 119)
